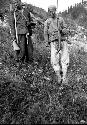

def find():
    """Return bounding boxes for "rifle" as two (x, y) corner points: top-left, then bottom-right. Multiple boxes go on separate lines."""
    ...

(57, 17), (61, 53)
(14, 10), (18, 44)
(13, 10), (20, 50)
(56, 0), (62, 77)
(57, 0), (61, 53)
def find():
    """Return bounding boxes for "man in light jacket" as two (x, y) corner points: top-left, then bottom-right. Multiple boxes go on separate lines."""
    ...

(44, 5), (70, 84)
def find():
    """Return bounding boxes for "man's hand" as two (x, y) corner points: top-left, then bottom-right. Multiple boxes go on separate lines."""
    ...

(26, 33), (29, 36)
(46, 41), (50, 47)
(62, 28), (70, 35)
(46, 44), (49, 47)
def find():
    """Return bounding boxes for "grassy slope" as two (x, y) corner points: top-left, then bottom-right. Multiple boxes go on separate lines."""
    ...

(2, 1), (87, 124)
(1, 25), (87, 124)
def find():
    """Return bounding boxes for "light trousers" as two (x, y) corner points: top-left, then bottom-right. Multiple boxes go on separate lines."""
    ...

(50, 40), (69, 81)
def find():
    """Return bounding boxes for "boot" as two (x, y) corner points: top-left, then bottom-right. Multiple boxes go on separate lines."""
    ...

(62, 72), (69, 86)
(56, 71), (62, 83)
(59, 75), (68, 90)
(61, 63), (69, 85)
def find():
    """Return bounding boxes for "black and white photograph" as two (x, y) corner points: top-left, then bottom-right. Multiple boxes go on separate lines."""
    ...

(1, 0), (87, 124)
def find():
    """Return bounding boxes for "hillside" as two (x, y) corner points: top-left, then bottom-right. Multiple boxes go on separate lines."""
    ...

(1, 0), (87, 124)
(62, 1), (87, 29)
(27, 4), (47, 21)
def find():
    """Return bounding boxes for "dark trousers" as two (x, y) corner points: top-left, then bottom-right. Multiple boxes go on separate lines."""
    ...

(16, 34), (33, 63)
(27, 35), (33, 62)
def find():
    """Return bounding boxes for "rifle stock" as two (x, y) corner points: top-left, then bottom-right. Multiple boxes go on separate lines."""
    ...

(14, 11), (18, 44)
(57, 17), (61, 52)
(13, 10), (20, 50)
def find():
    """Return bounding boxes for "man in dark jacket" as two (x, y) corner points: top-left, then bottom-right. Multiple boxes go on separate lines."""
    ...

(11, 2), (35, 64)
(23, 5), (36, 63)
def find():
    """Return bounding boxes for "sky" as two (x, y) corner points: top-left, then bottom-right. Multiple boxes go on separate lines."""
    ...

(21, 0), (85, 12)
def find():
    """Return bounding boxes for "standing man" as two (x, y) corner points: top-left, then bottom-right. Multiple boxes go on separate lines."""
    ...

(23, 5), (36, 63)
(10, 1), (35, 64)
(44, 5), (70, 84)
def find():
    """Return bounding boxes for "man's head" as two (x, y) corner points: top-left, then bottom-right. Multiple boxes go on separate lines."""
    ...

(13, 0), (23, 11)
(48, 5), (56, 18)
(16, 4), (22, 10)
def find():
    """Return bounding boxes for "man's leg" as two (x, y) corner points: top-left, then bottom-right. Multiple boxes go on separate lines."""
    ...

(19, 34), (26, 63)
(27, 35), (33, 63)
(14, 35), (20, 62)
(61, 63), (68, 83)
(15, 50), (20, 62)
(25, 35), (30, 63)
(51, 42), (62, 83)
(61, 41), (69, 83)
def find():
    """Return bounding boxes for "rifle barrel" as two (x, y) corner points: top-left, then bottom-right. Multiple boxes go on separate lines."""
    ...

(14, 11), (18, 44)
(57, 0), (58, 13)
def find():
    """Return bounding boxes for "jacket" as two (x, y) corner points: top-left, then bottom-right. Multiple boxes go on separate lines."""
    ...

(14, 9), (28, 34)
(11, 8), (33, 35)
(44, 15), (68, 42)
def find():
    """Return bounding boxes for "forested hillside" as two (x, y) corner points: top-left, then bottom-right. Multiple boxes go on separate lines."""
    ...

(62, 1), (87, 29)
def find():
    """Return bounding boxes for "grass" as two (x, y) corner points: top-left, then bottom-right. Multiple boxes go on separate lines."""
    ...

(1, 26), (87, 124)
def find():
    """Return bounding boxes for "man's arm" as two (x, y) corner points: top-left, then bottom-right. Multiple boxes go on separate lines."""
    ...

(44, 20), (50, 45)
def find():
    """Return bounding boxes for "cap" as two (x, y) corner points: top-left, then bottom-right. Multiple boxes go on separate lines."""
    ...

(48, 5), (56, 12)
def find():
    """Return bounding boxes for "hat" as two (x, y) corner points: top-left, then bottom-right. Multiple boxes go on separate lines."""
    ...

(48, 5), (56, 12)
(21, 3), (25, 6)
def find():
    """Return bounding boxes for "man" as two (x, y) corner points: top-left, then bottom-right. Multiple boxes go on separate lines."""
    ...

(44, 5), (70, 84)
(22, 5), (36, 63)
(11, 2), (35, 64)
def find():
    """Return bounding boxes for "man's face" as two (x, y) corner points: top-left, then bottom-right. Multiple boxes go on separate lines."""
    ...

(49, 9), (56, 18)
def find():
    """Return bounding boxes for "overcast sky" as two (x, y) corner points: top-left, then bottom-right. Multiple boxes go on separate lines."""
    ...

(21, 0), (85, 12)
